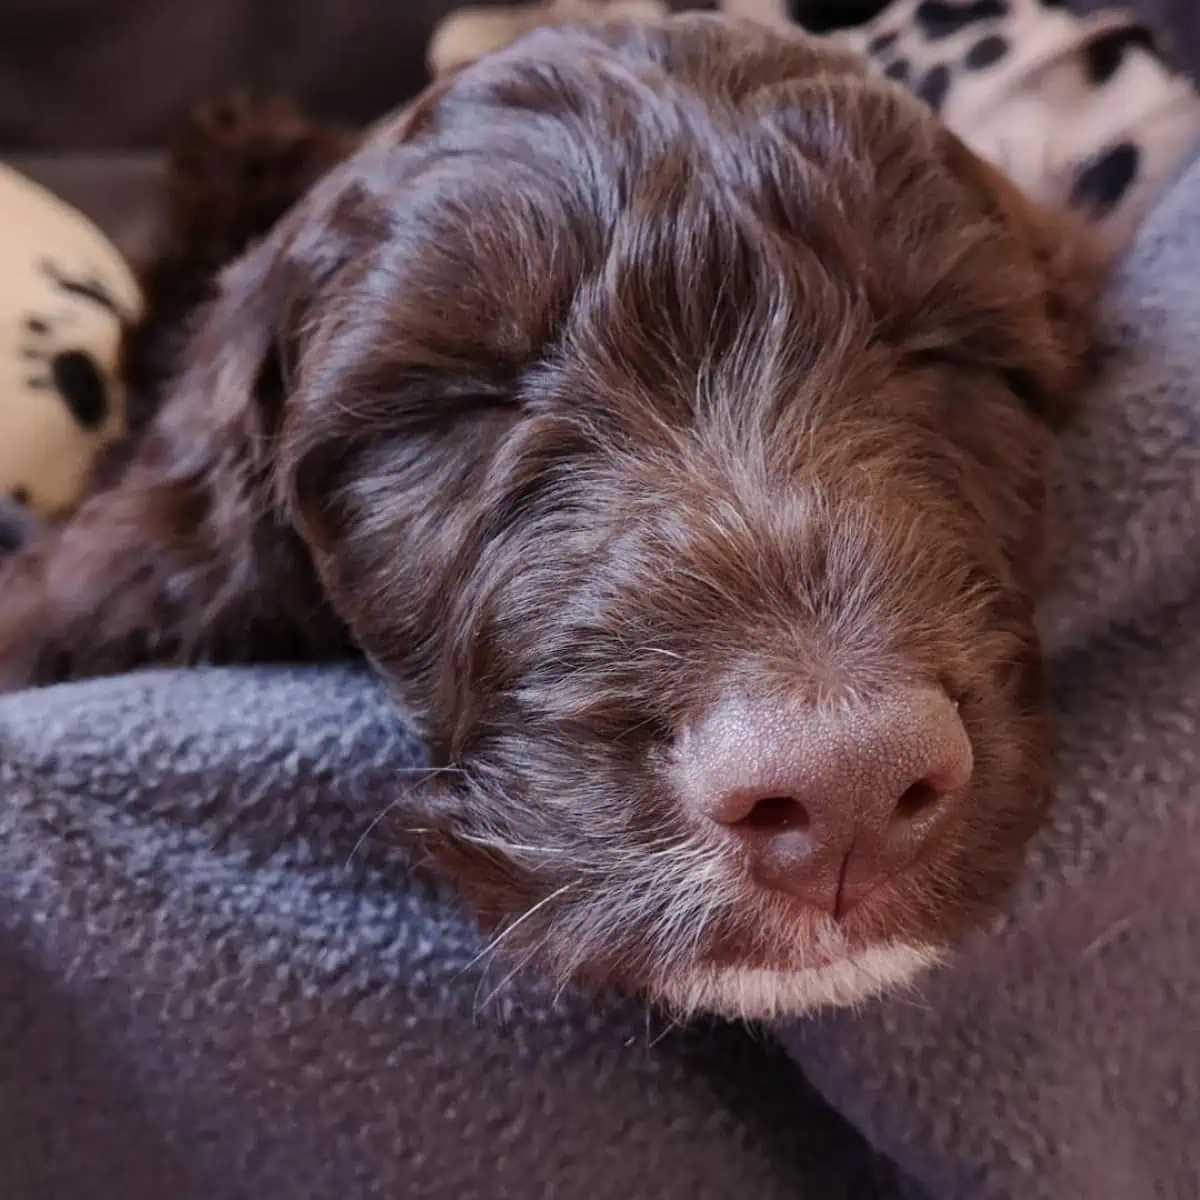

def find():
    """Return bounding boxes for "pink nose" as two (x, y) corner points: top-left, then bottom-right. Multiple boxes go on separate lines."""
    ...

(674, 686), (973, 915)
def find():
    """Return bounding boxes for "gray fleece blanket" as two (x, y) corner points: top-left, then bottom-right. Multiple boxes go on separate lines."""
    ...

(4, 153), (1200, 1200)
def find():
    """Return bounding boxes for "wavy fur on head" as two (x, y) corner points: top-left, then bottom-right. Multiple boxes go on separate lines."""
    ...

(0, 15), (1104, 1019)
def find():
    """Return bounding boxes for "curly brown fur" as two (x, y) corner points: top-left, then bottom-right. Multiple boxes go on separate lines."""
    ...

(0, 15), (1105, 1019)
(118, 94), (357, 444)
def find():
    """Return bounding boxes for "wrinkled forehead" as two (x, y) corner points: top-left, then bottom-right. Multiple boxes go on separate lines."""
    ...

(314, 15), (1053, 410)
(339, 147), (859, 417)
(357, 63), (898, 311)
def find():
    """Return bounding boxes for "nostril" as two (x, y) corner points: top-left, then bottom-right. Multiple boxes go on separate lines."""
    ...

(894, 778), (943, 821)
(738, 794), (810, 833)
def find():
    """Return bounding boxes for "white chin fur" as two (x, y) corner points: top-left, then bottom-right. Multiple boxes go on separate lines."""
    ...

(656, 942), (944, 1021)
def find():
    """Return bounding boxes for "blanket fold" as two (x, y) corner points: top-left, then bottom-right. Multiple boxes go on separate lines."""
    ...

(0, 668), (902, 1199)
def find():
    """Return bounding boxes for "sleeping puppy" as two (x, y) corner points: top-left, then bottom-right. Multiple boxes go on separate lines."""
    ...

(0, 14), (1105, 1019)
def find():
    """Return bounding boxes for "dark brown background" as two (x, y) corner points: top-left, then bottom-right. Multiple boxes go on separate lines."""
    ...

(0, 0), (1194, 152)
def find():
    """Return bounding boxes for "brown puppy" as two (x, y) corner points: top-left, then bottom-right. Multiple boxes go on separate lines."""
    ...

(0, 15), (1104, 1019)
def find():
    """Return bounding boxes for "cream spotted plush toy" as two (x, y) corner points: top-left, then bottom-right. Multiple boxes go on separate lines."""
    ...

(0, 166), (141, 546)
(430, 0), (1200, 254)
(839, 0), (1200, 251)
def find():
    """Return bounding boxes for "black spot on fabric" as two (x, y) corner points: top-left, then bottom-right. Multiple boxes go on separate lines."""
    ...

(915, 0), (1008, 40)
(47, 351), (110, 430)
(23, 318), (113, 431)
(883, 57), (911, 83)
(1084, 26), (1158, 86)
(789, 0), (892, 33)
(965, 33), (1009, 69)
(917, 63), (952, 111)
(1069, 141), (1141, 218)
(867, 30), (899, 55)
(10, 487), (29, 507)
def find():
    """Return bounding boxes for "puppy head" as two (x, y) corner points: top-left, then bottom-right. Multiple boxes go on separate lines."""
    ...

(242, 15), (1102, 1019)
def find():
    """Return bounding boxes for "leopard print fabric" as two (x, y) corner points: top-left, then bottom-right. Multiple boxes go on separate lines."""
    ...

(843, 0), (1200, 250)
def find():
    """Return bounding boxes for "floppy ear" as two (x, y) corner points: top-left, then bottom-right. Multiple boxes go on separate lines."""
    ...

(756, 72), (1109, 426)
(937, 127), (1111, 423)
(852, 78), (1109, 424)
(0, 162), (363, 690)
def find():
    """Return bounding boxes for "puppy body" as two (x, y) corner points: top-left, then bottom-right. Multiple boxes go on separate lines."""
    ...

(0, 15), (1103, 1018)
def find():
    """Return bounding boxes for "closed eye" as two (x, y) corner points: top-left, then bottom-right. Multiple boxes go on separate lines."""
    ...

(903, 349), (1054, 422)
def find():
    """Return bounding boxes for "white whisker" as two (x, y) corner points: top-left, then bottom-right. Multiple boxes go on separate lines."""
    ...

(345, 798), (405, 867)
(457, 832), (568, 857)
(464, 881), (580, 973)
